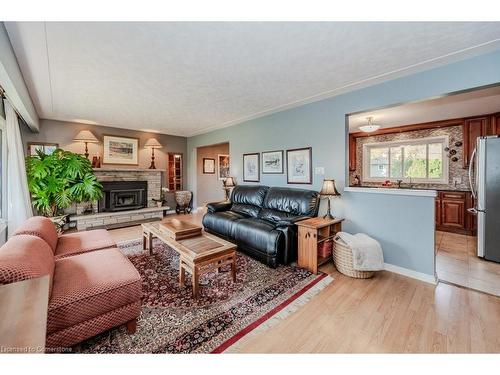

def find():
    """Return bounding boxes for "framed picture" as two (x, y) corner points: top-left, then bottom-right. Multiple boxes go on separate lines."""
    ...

(262, 150), (284, 174)
(243, 153), (260, 182)
(27, 142), (59, 156)
(218, 154), (230, 180)
(102, 135), (139, 165)
(203, 158), (215, 174)
(286, 147), (312, 184)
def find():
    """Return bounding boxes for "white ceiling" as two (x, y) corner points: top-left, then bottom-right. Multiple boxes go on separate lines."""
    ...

(349, 85), (500, 132)
(5, 22), (500, 137)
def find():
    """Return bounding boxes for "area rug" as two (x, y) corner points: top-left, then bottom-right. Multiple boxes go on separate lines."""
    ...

(74, 238), (332, 353)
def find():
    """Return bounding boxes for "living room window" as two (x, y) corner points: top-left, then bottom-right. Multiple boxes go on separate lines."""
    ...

(362, 136), (448, 183)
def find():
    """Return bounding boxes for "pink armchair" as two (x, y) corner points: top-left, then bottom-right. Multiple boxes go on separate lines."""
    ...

(0, 217), (142, 349)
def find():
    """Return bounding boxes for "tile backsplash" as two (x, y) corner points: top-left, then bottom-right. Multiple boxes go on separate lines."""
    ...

(350, 125), (470, 191)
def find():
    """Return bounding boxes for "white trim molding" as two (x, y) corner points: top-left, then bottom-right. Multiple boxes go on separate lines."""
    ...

(384, 263), (437, 285)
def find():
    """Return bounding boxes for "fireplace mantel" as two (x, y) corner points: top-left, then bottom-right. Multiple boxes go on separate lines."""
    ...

(93, 168), (166, 172)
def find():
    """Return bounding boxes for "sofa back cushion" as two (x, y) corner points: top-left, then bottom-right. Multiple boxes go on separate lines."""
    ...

(263, 187), (320, 217)
(13, 216), (59, 253)
(231, 185), (269, 206)
(0, 235), (55, 294)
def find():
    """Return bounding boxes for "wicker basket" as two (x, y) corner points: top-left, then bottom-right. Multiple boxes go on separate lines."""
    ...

(332, 237), (375, 279)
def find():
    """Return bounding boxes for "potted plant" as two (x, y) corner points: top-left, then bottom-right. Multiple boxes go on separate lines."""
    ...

(26, 149), (103, 232)
(153, 187), (169, 207)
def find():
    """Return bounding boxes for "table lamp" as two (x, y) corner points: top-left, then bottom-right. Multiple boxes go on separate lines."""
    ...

(223, 176), (236, 201)
(144, 138), (163, 169)
(73, 130), (99, 159)
(319, 179), (341, 219)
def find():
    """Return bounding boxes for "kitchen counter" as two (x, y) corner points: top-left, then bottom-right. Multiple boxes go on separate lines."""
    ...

(344, 187), (438, 197)
(352, 185), (471, 192)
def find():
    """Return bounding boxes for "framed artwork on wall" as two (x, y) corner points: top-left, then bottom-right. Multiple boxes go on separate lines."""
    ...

(203, 158), (216, 174)
(243, 153), (260, 182)
(286, 147), (312, 184)
(262, 150), (284, 174)
(218, 154), (230, 180)
(102, 135), (139, 165)
(27, 142), (59, 156)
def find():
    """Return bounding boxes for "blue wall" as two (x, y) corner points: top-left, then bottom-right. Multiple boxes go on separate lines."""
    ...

(187, 49), (500, 277)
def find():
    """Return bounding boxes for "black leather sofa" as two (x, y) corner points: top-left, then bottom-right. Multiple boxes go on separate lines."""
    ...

(202, 185), (319, 268)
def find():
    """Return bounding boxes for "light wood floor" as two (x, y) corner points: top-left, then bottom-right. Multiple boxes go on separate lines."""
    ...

(109, 212), (500, 353)
(436, 231), (500, 297)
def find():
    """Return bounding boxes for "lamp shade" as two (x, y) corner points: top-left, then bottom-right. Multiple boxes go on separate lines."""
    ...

(74, 130), (99, 143)
(224, 177), (236, 187)
(319, 179), (340, 196)
(144, 138), (163, 149)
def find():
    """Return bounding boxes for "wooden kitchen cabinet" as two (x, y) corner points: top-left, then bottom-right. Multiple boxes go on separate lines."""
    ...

(491, 112), (500, 135)
(463, 116), (489, 168)
(435, 197), (441, 226)
(441, 193), (465, 228)
(435, 191), (476, 235)
(349, 134), (357, 171)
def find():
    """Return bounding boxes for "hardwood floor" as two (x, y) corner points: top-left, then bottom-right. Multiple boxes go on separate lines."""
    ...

(109, 212), (500, 353)
(436, 231), (500, 297)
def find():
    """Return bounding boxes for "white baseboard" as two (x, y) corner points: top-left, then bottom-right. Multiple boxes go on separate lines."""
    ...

(384, 263), (437, 285)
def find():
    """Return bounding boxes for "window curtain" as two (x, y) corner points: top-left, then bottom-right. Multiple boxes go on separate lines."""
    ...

(4, 99), (32, 235)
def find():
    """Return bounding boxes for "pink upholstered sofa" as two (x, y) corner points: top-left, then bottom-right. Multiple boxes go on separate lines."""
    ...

(0, 216), (142, 349)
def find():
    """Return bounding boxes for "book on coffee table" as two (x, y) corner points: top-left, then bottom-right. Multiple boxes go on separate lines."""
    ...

(158, 219), (202, 240)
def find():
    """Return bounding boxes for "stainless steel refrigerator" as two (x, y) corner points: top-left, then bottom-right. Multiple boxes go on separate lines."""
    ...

(469, 136), (500, 263)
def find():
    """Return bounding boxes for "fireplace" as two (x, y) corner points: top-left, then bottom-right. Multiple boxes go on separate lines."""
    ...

(98, 181), (148, 212)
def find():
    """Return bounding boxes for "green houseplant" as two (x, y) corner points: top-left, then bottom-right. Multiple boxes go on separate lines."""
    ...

(26, 149), (103, 229)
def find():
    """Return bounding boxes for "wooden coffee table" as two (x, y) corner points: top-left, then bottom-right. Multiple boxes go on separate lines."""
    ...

(141, 221), (237, 298)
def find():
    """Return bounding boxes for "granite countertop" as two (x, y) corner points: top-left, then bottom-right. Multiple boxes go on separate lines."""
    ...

(354, 185), (471, 192)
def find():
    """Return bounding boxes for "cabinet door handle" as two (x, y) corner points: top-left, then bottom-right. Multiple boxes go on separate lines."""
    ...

(305, 232), (310, 238)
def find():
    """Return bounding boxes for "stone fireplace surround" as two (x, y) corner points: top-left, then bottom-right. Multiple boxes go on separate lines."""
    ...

(71, 168), (168, 230)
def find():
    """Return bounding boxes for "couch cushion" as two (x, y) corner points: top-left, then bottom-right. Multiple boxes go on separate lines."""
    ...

(231, 203), (260, 218)
(263, 187), (319, 216)
(13, 216), (59, 253)
(0, 235), (55, 293)
(55, 229), (116, 259)
(230, 185), (269, 206)
(259, 208), (307, 224)
(48, 248), (141, 334)
(231, 218), (284, 256)
(202, 211), (246, 238)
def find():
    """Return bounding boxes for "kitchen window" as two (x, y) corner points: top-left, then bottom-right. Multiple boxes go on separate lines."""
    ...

(362, 136), (448, 183)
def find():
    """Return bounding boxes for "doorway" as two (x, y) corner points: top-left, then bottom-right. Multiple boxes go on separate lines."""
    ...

(196, 142), (230, 208)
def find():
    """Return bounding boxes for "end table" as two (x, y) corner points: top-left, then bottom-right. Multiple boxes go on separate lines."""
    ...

(296, 217), (344, 274)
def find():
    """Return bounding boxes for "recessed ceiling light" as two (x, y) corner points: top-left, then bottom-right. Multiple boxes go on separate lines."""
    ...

(359, 117), (381, 133)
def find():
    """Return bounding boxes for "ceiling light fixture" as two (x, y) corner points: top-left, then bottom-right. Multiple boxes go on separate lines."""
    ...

(359, 117), (381, 133)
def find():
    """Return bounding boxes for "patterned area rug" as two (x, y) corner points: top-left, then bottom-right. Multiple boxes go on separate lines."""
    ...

(74, 238), (332, 353)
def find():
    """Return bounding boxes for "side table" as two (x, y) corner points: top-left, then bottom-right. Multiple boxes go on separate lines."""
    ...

(296, 217), (344, 274)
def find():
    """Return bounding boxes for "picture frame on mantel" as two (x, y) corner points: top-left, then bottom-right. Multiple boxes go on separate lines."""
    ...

(243, 153), (260, 182)
(102, 135), (139, 165)
(286, 147), (312, 184)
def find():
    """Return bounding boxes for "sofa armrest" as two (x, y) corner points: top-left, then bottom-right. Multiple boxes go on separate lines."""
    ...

(206, 201), (232, 213)
(275, 216), (311, 227)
